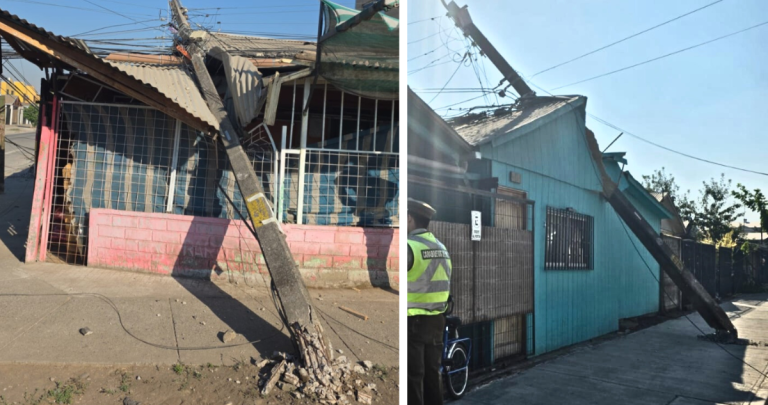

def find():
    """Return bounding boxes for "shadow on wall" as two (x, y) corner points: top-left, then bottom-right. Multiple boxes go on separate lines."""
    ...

(170, 216), (294, 357)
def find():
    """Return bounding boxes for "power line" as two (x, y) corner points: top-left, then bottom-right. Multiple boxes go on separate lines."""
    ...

(3, 0), (155, 18)
(82, 0), (166, 35)
(72, 19), (163, 37)
(409, 15), (443, 25)
(408, 30), (447, 45)
(531, 0), (725, 78)
(428, 52), (469, 104)
(551, 19), (768, 91)
(587, 113), (768, 177)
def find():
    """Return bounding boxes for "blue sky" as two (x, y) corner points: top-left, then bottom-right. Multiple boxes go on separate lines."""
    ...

(2, 0), (353, 91)
(408, 0), (768, 224)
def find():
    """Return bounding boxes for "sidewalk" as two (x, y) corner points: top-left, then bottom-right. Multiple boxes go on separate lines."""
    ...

(0, 171), (399, 369)
(455, 295), (768, 405)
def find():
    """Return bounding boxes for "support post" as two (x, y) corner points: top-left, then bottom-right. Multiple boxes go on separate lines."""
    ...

(166, 119), (182, 213)
(0, 104), (4, 193)
(25, 103), (49, 262)
(278, 126), (287, 223)
(37, 96), (58, 263)
(297, 78), (311, 225)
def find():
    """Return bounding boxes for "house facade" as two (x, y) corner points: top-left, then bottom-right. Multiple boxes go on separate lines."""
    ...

(410, 89), (673, 367)
(3, 2), (400, 289)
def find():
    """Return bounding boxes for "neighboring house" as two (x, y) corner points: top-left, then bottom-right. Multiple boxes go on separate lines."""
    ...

(649, 191), (688, 238)
(409, 90), (674, 367)
(3, 2), (400, 289)
(733, 221), (765, 243)
(3, 94), (20, 125)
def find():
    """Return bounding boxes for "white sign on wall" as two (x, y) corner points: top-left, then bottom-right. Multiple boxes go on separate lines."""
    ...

(471, 211), (481, 241)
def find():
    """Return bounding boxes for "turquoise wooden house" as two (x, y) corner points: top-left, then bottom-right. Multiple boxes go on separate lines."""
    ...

(448, 95), (674, 357)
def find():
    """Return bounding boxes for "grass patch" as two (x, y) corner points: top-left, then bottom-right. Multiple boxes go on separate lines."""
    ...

(193, 370), (203, 380)
(23, 389), (44, 405)
(172, 362), (186, 375)
(117, 372), (131, 393)
(372, 364), (389, 381)
(231, 357), (248, 372)
(46, 378), (87, 404)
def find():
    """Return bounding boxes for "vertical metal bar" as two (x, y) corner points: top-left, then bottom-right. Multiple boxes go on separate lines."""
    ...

(289, 80), (296, 148)
(373, 99), (378, 152)
(339, 91), (344, 151)
(390, 99), (395, 152)
(278, 126), (288, 223)
(356, 95), (361, 151)
(321, 82), (327, 148)
(297, 78), (311, 225)
(166, 119), (182, 213)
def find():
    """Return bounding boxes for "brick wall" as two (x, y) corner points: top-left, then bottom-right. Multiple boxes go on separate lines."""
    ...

(87, 209), (399, 288)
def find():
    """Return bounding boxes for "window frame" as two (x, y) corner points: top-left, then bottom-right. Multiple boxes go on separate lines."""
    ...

(544, 206), (594, 270)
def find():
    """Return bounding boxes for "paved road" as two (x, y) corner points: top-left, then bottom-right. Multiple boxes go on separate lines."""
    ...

(4, 128), (36, 176)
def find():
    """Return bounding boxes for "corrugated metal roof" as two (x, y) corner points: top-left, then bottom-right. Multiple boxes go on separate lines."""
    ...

(0, 8), (217, 131)
(208, 47), (264, 128)
(205, 32), (316, 59)
(105, 61), (218, 129)
(453, 96), (584, 146)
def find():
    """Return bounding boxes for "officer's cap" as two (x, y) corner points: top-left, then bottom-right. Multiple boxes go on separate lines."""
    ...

(408, 198), (437, 220)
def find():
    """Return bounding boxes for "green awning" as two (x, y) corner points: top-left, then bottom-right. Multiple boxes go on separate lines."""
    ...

(318, 0), (399, 100)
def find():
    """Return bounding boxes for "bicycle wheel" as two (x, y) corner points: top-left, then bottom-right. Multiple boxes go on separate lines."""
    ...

(445, 343), (469, 399)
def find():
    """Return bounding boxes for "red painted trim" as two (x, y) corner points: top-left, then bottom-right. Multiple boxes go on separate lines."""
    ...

(38, 97), (59, 262)
(24, 103), (50, 263)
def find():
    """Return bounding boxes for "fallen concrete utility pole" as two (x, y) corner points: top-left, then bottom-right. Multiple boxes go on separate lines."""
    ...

(443, 0), (738, 342)
(168, 0), (317, 342)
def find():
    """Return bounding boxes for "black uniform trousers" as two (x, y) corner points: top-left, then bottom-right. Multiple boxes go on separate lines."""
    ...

(408, 314), (445, 405)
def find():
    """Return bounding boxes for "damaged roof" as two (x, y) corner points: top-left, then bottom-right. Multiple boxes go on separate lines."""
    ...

(204, 32), (316, 59)
(453, 96), (584, 146)
(105, 61), (218, 128)
(0, 7), (218, 131)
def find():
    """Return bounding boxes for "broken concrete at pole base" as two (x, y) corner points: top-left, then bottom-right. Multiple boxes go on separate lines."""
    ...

(257, 322), (379, 403)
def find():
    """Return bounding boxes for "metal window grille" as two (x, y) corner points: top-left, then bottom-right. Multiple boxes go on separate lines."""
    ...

(544, 206), (594, 270)
(280, 149), (399, 227)
(47, 101), (278, 264)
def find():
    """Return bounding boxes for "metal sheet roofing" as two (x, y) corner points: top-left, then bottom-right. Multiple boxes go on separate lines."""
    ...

(204, 32), (316, 59)
(105, 61), (218, 129)
(207, 47), (265, 128)
(453, 96), (584, 146)
(0, 8), (217, 131)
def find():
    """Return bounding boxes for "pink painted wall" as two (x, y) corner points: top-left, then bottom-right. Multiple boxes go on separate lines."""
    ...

(87, 209), (399, 288)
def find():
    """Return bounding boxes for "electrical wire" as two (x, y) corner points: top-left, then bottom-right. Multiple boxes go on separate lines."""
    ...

(72, 20), (165, 37)
(409, 15), (443, 25)
(0, 292), (287, 350)
(531, 0), (725, 78)
(587, 113), (768, 177)
(551, 19), (768, 91)
(2, 0), (155, 18)
(428, 52), (469, 104)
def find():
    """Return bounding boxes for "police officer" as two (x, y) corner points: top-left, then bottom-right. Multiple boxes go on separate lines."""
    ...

(407, 198), (452, 405)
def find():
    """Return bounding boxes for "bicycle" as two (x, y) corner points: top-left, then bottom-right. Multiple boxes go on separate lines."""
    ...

(442, 298), (471, 399)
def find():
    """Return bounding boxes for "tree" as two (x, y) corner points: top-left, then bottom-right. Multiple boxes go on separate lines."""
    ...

(23, 107), (39, 126)
(641, 167), (695, 220)
(693, 174), (742, 246)
(731, 184), (767, 242)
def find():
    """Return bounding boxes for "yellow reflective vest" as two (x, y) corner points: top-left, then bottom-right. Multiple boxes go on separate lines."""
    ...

(407, 229), (452, 316)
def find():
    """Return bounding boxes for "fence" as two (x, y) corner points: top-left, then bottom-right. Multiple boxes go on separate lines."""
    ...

(421, 185), (535, 367)
(660, 235), (768, 306)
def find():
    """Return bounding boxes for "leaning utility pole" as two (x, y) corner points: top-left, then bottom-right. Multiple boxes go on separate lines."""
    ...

(168, 0), (321, 346)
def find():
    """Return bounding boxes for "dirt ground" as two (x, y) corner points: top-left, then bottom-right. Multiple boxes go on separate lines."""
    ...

(0, 362), (399, 405)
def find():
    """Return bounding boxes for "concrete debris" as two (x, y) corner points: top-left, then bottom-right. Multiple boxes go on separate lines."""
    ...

(136, 376), (141, 381)
(361, 361), (373, 370)
(79, 327), (92, 336)
(182, 301), (187, 305)
(356, 390), (372, 404)
(257, 359), (271, 368)
(200, 321), (206, 326)
(221, 330), (238, 343)
(337, 349), (344, 354)
(252, 322), (380, 403)
(156, 314), (161, 317)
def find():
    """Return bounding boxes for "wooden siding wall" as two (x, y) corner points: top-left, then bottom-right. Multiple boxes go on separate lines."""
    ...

(481, 112), (662, 355)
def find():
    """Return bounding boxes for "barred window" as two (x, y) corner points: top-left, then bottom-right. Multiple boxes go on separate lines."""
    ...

(545, 207), (594, 270)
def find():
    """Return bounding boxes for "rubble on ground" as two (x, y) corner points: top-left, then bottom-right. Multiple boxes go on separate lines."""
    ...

(255, 322), (379, 403)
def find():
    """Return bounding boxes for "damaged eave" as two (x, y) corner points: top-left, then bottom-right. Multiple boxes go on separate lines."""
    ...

(0, 8), (216, 133)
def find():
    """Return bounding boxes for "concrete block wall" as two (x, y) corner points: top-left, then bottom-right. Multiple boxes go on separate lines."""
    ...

(87, 209), (399, 288)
